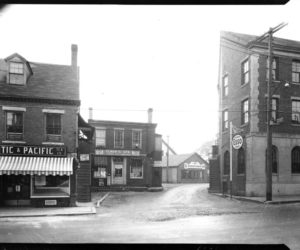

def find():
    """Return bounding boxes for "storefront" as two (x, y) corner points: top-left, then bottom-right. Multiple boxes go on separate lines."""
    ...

(0, 145), (75, 207)
(91, 149), (146, 187)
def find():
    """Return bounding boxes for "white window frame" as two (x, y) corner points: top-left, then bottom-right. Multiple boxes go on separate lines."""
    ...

(114, 128), (124, 148)
(8, 61), (25, 85)
(132, 129), (142, 149)
(95, 128), (106, 147)
(130, 159), (143, 179)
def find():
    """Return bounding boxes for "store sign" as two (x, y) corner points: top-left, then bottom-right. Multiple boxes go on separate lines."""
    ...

(80, 154), (90, 162)
(95, 149), (140, 156)
(0, 145), (66, 157)
(232, 135), (243, 149)
(184, 161), (206, 170)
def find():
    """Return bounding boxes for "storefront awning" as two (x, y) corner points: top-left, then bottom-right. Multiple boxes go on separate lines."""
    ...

(0, 157), (73, 176)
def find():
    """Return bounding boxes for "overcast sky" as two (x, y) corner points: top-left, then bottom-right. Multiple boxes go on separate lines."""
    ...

(0, 2), (299, 154)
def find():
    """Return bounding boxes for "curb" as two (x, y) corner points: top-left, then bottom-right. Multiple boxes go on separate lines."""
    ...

(96, 192), (110, 208)
(147, 187), (164, 192)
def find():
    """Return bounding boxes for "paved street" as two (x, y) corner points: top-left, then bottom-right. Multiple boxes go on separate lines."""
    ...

(0, 184), (300, 249)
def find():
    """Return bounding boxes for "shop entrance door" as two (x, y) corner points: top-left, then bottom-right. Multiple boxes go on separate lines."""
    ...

(112, 157), (126, 185)
(3, 175), (31, 206)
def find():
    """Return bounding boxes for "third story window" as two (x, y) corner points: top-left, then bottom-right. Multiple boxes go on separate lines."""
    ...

(6, 111), (23, 140)
(242, 59), (249, 85)
(241, 99), (249, 124)
(292, 60), (300, 83)
(9, 62), (24, 85)
(292, 100), (300, 124)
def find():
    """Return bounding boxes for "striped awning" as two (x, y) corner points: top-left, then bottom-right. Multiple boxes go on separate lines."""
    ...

(0, 157), (73, 176)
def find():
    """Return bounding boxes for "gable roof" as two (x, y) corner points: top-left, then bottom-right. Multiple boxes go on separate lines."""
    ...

(161, 152), (208, 167)
(5, 53), (33, 75)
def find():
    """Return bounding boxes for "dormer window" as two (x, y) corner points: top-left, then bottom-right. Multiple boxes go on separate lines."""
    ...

(9, 62), (24, 85)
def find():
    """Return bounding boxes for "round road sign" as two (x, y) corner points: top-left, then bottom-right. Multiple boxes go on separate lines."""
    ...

(232, 134), (243, 149)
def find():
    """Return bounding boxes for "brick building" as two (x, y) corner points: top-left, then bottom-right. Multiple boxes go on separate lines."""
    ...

(161, 153), (209, 183)
(0, 45), (80, 206)
(213, 31), (300, 196)
(88, 109), (163, 190)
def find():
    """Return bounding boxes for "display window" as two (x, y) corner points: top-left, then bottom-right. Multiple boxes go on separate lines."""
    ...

(31, 175), (70, 197)
(130, 158), (143, 179)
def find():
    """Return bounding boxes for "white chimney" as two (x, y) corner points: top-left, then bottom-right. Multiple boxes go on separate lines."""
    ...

(148, 108), (153, 123)
(71, 44), (78, 70)
(89, 107), (93, 120)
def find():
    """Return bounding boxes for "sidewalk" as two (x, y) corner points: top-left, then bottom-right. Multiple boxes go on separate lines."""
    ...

(212, 192), (300, 204)
(0, 192), (110, 218)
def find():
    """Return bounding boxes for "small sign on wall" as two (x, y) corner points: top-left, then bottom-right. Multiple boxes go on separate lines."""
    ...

(80, 154), (90, 162)
(45, 200), (57, 206)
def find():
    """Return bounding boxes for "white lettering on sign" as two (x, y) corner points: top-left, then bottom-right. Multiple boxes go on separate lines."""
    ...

(232, 135), (243, 149)
(184, 162), (206, 169)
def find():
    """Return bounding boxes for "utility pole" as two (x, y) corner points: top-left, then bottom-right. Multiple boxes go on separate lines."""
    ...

(250, 23), (287, 201)
(166, 135), (169, 183)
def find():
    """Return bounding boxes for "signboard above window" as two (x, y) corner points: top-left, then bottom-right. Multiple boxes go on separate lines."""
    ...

(0, 145), (66, 157)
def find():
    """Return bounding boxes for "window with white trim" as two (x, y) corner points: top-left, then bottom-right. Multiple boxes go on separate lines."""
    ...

(114, 129), (124, 148)
(96, 128), (106, 147)
(9, 62), (24, 85)
(132, 130), (142, 149)
(292, 100), (300, 124)
(241, 98), (249, 124)
(272, 98), (279, 122)
(292, 60), (300, 83)
(242, 59), (249, 85)
(6, 111), (24, 140)
(46, 113), (62, 142)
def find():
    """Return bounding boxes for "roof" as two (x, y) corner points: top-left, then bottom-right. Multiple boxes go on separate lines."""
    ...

(221, 31), (300, 51)
(161, 152), (208, 167)
(89, 119), (157, 128)
(0, 55), (79, 101)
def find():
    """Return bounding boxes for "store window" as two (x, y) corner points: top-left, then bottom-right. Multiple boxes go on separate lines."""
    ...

(31, 175), (70, 197)
(9, 62), (24, 85)
(114, 129), (124, 148)
(96, 128), (106, 147)
(130, 158), (143, 178)
(93, 156), (107, 178)
(46, 113), (62, 141)
(6, 111), (23, 140)
(132, 130), (142, 149)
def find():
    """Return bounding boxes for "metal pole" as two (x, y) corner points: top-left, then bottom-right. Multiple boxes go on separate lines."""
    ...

(266, 29), (273, 201)
(230, 122), (233, 199)
(166, 135), (169, 183)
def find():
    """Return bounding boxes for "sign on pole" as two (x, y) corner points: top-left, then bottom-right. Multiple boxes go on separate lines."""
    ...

(232, 135), (243, 150)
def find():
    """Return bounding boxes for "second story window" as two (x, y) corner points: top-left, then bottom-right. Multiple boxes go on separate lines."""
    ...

(292, 100), (300, 124)
(6, 111), (23, 140)
(222, 110), (228, 131)
(292, 60), (300, 83)
(241, 99), (249, 124)
(272, 98), (279, 122)
(114, 129), (124, 148)
(223, 75), (228, 97)
(46, 113), (62, 142)
(9, 62), (24, 85)
(266, 57), (279, 81)
(241, 59), (249, 85)
(96, 128), (106, 147)
(132, 130), (142, 149)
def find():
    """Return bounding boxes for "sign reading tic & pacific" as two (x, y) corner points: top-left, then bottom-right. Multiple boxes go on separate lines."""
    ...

(0, 145), (66, 157)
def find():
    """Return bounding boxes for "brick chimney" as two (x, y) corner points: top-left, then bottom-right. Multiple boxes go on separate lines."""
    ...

(89, 107), (93, 120)
(71, 44), (78, 70)
(148, 108), (153, 123)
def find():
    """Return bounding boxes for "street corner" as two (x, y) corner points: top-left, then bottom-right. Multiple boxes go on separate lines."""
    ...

(95, 192), (110, 208)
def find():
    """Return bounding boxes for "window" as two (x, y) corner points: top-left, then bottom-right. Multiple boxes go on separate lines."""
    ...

(132, 130), (142, 149)
(223, 75), (228, 97)
(265, 146), (278, 174)
(241, 99), (249, 124)
(237, 148), (245, 174)
(96, 128), (106, 147)
(292, 60), (300, 83)
(130, 158), (143, 178)
(266, 57), (279, 81)
(292, 100), (300, 124)
(9, 62), (24, 85)
(242, 59), (250, 85)
(93, 156), (107, 178)
(222, 110), (228, 131)
(46, 113), (62, 141)
(114, 129), (124, 148)
(31, 175), (70, 197)
(224, 151), (230, 175)
(272, 98), (279, 122)
(292, 147), (300, 174)
(6, 111), (23, 140)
